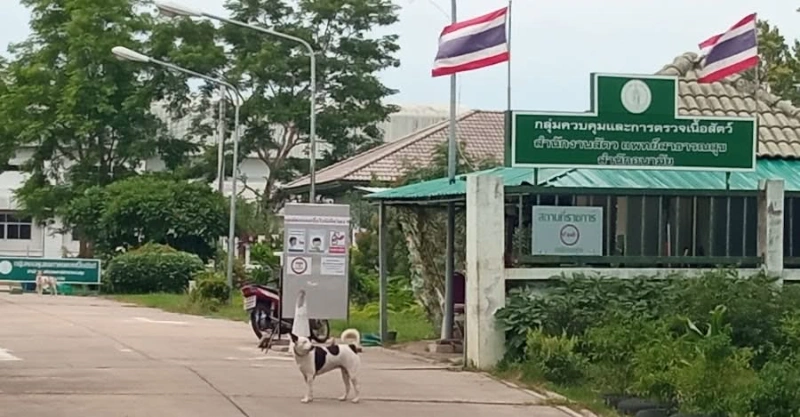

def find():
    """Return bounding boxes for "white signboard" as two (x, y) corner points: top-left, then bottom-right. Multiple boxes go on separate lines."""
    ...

(282, 203), (351, 319)
(531, 206), (603, 256)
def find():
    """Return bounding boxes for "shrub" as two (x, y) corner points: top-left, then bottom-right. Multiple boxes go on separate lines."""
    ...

(497, 277), (676, 361)
(670, 306), (759, 416)
(250, 242), (279, 268)
(750, 354), (800, 417)
(104, 246), (204, 294)
(496, 269), (800, 412)
(247, 266), (276, 286)
(214, 249), (249, 287)
(583, 314), (666, 393)
(672, 269), (783, 364)
(349, 262), (379, 306)
(524, 328), (587, 385)
(190, 270), (231, 304)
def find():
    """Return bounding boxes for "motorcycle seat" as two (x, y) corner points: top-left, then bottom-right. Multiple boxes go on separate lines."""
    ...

(254, 284), (279, 294)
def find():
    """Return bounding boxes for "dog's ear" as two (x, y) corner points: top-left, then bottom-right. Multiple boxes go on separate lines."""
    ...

(289, 333), (299, 343)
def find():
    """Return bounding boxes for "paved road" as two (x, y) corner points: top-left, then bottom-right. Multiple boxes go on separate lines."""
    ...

(0, 293), (575, 417)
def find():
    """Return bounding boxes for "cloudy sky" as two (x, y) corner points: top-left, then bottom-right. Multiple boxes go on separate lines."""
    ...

(1, 0), (798, 113)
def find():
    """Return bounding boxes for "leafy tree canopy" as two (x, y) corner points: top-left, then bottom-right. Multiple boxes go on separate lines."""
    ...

(62, 175), (228, 261)
(743, 20), (800, 103)
(187, 0), (401, 205)
(0, 0), (226, 220)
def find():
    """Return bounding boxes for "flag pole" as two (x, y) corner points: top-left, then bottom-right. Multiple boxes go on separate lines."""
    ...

(442, 0), (458, 342)
(506, 0), (512, 112)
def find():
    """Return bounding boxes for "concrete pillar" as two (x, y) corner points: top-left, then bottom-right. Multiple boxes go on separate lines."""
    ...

(758, 179), (784, 278)
(465, 174), (506, 369)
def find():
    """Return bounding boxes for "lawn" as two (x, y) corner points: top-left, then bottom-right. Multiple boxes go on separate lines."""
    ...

(110, 293), (436, 343)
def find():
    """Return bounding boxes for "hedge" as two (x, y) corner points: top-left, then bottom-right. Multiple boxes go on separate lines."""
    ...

(496, 269), (800, 417)
(104, 245), (204, 294)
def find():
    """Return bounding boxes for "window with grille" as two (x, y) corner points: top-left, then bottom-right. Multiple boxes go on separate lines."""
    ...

(0, 213), (33, 240)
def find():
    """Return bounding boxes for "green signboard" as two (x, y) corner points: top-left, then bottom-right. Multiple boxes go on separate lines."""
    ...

(0, 257), (101, 284)
(509, 73), (757, 171)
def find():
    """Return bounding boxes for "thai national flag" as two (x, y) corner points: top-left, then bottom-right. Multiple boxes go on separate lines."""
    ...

(431, 7), (510, 77)
(697, 13), (759, 84)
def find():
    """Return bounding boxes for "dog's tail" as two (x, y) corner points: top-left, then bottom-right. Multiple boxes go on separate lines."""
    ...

(340, 328), (362, 353)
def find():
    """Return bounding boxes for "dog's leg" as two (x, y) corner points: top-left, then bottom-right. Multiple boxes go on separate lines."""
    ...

(350, 376), (360, 403)
(301, 376), (314, 403)
(338, 369), (351, 401)
(52, 283), (58, 296)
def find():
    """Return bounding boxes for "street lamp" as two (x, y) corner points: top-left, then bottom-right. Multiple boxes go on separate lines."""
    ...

(153, 0), (319, 203)
(112, 46), (243, 294)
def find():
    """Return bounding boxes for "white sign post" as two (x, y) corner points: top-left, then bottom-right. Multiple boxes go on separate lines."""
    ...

(531, 206), (603, 256)
(282, 203), (350, 319)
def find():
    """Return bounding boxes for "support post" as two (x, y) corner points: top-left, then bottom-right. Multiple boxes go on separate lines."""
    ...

(758, 179), (785, 281)
(465, 174), (505, 369)
(442, 202), (456, 340)
(441, 0), (458, 342)
(378, 202), (389, 343)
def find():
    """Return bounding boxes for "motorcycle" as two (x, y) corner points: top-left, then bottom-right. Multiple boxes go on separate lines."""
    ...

(240, 283), (330, 343)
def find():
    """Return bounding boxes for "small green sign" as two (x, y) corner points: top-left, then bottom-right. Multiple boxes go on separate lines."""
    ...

(509, 73), (757, 171)
(0, 257), (101, 284)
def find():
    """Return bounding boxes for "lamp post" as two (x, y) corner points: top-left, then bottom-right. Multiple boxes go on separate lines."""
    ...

(153, 0), (319, 203)
(112, 46), (242, 294)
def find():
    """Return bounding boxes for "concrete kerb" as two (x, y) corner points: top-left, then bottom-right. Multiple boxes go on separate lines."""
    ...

(489, 375), (598, 417)
(381, 347), (598, 417)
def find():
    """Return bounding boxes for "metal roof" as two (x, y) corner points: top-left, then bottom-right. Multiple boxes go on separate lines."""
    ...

(363, 166), (566, 202)
(365, 159), (800, 202)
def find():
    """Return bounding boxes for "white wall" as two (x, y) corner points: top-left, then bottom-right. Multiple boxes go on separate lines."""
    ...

(0, 172), (80, 259)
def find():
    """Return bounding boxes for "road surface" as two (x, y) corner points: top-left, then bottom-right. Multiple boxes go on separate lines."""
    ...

(0, 293), (576, 417)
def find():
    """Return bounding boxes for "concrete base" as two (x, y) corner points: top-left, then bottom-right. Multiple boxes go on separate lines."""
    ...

(428, 340), (464, 354)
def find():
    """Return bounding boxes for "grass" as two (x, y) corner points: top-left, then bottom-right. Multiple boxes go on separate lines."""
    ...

(493, 365), (621, 417)
(109, 293), (435, 343)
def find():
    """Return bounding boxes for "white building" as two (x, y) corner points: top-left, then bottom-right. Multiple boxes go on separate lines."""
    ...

(0, 100), (468, 258)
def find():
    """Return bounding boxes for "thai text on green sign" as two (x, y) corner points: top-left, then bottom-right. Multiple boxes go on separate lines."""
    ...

(0, 257), (101, 284)
(508, 73), (757, 171)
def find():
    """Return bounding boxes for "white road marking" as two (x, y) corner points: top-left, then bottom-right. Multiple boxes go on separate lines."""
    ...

(225, 355), (293, 361)
(118, 348), (133, 353)
(0, 348), (22, 361)
(132, 317), (188, 325)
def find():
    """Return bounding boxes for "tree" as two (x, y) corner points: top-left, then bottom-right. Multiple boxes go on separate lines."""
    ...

(0, 0), (225, 225)
(0, 58), (14, 169)
(62, 175), (228, 261)
(740, 20), (800, 103)
(196, 0), (401, 206)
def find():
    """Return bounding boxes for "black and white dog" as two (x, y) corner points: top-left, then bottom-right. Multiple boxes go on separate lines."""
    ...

(289, 328), (363, 404)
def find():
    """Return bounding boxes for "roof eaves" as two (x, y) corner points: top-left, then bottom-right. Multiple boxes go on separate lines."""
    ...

(282, 110), (481, 190)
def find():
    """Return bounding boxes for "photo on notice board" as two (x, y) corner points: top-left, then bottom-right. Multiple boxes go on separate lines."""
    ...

(308, 230), (326, 253)
(287, 229), (306, 253)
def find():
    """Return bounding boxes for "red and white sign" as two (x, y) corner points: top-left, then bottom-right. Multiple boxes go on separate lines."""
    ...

(288, 257), (311, 276)
(328, 231), (347, 254)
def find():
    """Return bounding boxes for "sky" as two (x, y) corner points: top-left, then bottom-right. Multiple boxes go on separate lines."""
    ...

(1, 1), (798, 113)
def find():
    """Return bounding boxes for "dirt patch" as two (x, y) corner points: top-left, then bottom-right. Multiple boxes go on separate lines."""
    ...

(389, 339), (464, 365)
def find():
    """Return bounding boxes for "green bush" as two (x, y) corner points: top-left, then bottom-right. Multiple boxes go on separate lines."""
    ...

(248, 266), (276, 286)
(250, 242), (279, 268)
(497, 269), (800, 416)
(214, 249), (249, 287)
(524, 328), (586, 385)
(104, 246), (204, 294)
(497, 276), (677, 361)
(751, 354), (800, 417)
(669, 306), (759, 416)
(671, 270), (783, 365)
(190, 270), (231, 304)
(583, 314), (667, 393)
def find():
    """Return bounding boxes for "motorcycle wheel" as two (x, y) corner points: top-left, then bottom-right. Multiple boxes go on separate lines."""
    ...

(309, 319), (330, 343)
(250, 303), (273, 340)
